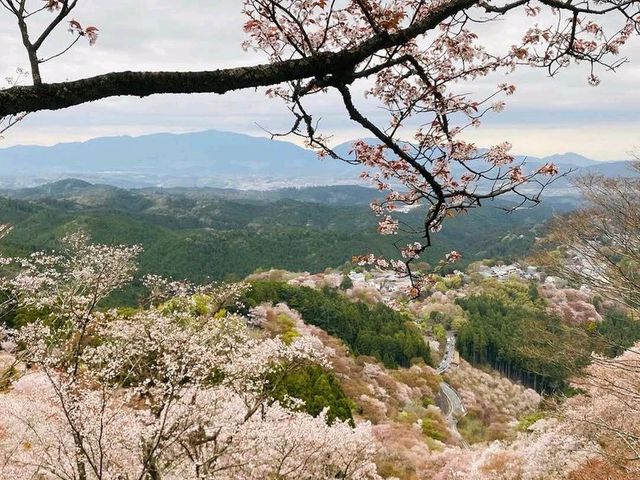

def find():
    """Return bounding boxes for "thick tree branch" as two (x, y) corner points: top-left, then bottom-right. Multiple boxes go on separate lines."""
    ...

(0, 0), (477, 116)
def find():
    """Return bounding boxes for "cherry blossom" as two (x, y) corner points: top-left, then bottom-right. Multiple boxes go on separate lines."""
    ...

(240, 0), (638, 293)
(69, 19), (99, 45)
(445, 251), (463, 263)
(0, 236), (381, 480)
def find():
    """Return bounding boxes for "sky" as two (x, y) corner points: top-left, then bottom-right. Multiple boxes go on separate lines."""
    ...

(0, 0), (639, 161)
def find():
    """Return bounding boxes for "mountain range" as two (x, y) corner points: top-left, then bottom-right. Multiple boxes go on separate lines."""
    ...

(0, 129), (634, 189)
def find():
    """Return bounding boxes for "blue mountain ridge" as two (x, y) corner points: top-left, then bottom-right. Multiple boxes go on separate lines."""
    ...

(0, 129), (633, 188)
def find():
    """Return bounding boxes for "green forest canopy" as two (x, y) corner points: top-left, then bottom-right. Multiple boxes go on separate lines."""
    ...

(243, 281), (430, 369)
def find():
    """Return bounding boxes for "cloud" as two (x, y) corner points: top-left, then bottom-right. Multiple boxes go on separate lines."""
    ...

(0, 2), (638, 160)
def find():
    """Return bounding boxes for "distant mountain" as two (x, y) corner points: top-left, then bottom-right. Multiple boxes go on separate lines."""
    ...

(538, 152), (600, 168)
(583, 160), (639, 177)
(0, 129), (632, 190)
(0, 130), (357, 188)
(333, 139), (616, 173)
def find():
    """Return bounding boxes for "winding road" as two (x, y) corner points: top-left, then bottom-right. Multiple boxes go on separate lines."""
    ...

(436, 333), (468, 447)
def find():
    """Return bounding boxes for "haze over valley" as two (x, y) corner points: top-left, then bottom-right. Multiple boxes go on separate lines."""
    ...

(0, 129), (635, 190)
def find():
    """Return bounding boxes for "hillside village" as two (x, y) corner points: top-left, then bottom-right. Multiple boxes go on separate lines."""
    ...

(341, 262), (557, 298)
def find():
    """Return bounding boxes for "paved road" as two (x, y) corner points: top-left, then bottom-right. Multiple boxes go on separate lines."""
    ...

(436, 333), (468, 447)
(436, 333), (456, 374)
(441, 381), (465, 416)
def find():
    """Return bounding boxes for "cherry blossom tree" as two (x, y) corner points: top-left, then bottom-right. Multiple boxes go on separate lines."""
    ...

(424, 417), (598, 480)
(544, 166), (640, 314)
(535, 165), (640, 475)
(241, 0), (637, 292)
(0, 1), (637, 115)
(566, 344), (640, 476)
(1, 1), (639, 290)
(0, 234), (381, 480)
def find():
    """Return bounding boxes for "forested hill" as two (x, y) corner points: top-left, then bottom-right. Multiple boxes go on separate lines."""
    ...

(0, 181), (577, 295)
(3, 180), (382, 206)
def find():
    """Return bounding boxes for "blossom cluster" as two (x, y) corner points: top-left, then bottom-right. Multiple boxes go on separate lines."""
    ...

(0, 235), (381, 479)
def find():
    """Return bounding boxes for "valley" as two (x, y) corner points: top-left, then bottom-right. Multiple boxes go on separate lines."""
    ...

(0, 180), (575, 294)
(1, 1), (639, 477)
(1, 178), (636, 478)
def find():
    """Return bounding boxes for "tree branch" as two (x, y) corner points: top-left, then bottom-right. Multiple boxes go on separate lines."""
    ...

(0, 0), (476, 116)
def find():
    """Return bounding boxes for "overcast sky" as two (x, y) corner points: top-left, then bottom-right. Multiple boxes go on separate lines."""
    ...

(0, 1), (639, 160)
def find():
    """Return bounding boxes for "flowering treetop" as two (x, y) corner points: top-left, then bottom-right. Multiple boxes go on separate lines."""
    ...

(0, 1), (637, 115)
(0, 235), (381, 479)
